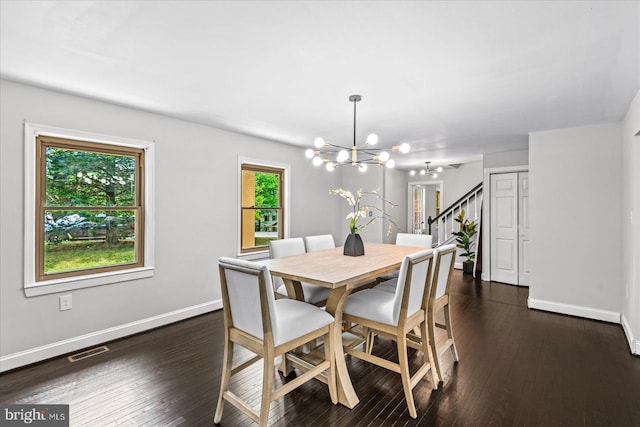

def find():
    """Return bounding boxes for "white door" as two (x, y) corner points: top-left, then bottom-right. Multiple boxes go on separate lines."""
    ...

(490, 173), (518, 284)
(518, 172), (530, 286)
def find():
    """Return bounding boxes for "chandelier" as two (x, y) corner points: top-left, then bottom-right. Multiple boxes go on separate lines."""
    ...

(305, 95), (410, 172)
(409, 161), (443, 177)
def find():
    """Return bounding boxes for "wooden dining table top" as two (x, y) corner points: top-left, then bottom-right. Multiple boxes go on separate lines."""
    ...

(261, 242), (427, 289)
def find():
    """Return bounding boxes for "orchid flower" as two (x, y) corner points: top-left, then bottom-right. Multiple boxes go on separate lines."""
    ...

(330, 188), (399, 237)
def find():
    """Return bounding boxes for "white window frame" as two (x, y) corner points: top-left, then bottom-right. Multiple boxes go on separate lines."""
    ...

(24, 122), (155, 297)
(237, 157), (290, 260)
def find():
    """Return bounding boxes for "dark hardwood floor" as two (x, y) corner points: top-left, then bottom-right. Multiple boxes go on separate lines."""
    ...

(2, 271), (639, 426)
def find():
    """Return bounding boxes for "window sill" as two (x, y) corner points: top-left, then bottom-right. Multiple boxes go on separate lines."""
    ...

(24, 266), (155, 297)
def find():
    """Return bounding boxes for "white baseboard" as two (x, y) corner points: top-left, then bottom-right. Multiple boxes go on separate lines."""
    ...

(621, 314), (640, 355)
(0, 299), (222, 373)
(527, 298), (620, 324)
(454, 262), (462, 270)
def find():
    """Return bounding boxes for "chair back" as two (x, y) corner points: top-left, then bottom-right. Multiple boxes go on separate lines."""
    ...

(432, 244), (457, 299)
(218, 257), (277, 341)
(396, 233), (433, 248)
(269, 237), (306, 258)
(392, 249), (434, 323)
(269, 237), (306, 292)
(304, 234), (336, 252)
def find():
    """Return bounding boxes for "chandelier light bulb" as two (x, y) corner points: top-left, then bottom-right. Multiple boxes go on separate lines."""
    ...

(420, 170), (426, 175)
(385, 159), (396, 168)
(314, 137), (325, 148)
(305, 149), (315, 159)
(312, 156), (323, 166)
(366, 133), (378, 145)
(410, 170), (416, 176)
(378, 151), (390, 162)
(337, 150), (349, 163)
(436, 167), (443, 172)
(432, 173), (438, 178)
(399, 143), (411, 154)
(326, 162), (335, 171)
(358, 163), (368, 173)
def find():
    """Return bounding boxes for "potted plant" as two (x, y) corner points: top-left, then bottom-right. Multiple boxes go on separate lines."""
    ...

(452, 209), (478, 274)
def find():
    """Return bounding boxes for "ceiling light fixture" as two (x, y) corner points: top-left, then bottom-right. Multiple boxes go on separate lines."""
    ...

(409, 161), (443, 178)
(306, 95), (410, 172)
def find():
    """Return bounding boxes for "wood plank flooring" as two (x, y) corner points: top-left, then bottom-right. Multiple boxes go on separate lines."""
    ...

(2, 272), (639, 426)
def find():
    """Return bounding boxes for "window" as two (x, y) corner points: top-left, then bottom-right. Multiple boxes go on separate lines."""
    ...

(36, 135), (144, 281)
(24, 123), (155, 296)
(240, 162), (286, 253)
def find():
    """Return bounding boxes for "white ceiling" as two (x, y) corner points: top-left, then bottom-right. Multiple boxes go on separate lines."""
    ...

(1, 1), (638, 169)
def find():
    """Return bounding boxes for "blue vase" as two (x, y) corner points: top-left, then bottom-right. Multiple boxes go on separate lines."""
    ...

(344, 233), (365, 257)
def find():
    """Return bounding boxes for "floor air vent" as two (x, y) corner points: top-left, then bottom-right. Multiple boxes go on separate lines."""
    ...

(67, 345), (109, 362)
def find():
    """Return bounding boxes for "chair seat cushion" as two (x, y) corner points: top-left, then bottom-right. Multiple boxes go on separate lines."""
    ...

(276, 283), (331, 304)
(343, 289), (398, 326)
(374, 278), (398, 294)
(273, 299), (334, 346)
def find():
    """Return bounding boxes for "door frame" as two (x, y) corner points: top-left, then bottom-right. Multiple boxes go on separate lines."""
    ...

(481, 165), (528, 282)
(407, 180), (443, 235)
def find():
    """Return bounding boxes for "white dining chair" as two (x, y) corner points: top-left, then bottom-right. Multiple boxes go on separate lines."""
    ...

(427, 244), (459, 382)
(395, 232), (433, 248)
(215, 257), (337, 427)
(269, 238), (331, 305)
(303, 234), (335, 252)
(376, 232), (434, 288)
(342, 249), (439, 419)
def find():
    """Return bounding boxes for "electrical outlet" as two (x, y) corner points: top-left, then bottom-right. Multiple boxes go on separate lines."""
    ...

(59, 295), (72, 311)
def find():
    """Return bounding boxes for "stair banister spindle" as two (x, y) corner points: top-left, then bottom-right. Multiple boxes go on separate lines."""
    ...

(474, 194), (477, 219)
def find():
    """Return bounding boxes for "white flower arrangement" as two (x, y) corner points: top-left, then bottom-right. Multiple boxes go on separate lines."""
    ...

(329, 188), (398, 235)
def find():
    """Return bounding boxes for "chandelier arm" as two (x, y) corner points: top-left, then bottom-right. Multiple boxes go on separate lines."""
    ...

(324, 143), (351, 150)
(359, 149), (389, 156)
(332, 159), (379, 168)
(355, 143), (379, 150)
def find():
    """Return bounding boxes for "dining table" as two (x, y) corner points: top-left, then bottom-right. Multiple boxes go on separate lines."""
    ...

(261, 242), (426, 409)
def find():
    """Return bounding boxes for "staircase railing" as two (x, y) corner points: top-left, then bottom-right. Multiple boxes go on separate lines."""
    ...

(428, 182), (483, 247)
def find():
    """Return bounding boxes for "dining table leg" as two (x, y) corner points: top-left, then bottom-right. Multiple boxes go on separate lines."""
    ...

(325, 283), (359, 409)
(276, 279), (359, 408)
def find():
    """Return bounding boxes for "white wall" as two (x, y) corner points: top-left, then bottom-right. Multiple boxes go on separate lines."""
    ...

(408, 160), (483, 210)
(621, 90), (640, 354)
(528, 123), (623, 322)
(338, 165), (384, 243)
(0, 80), (343, 369)
(483, 149), (529, 169)
(383, 168), (408, 243)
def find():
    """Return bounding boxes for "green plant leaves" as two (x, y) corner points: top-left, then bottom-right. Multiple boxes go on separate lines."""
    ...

(454, 209), (477, 262)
